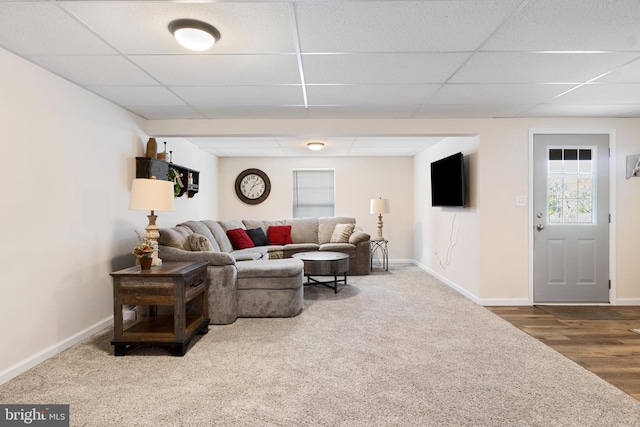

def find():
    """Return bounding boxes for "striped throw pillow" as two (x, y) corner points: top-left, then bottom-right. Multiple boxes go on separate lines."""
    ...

(330, 223), (355, 243)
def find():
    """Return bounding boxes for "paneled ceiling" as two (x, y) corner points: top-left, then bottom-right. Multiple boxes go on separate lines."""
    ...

(2, 0), (640, 156)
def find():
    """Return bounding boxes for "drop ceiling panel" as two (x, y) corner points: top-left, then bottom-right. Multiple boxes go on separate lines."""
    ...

(87, 86), (186, 107)
(412, 104), (534, 118)
(130, 55), (301, 86)
(197, 106), (310, 119)
(523, 104), (640, 117)
(302, 53), (471, 84)
(294, 0), (523, 52)
(305, 106), (421, 119)
(62, 2), (296, 54)
(171, 85), (304, 107)
(483, 0), (640, 51)
(451, 52), (640, 83)
(547, 84), (640, 105)
(431, 84), (576, 105)
(127, 106), (205, 120)
(594, 58), (640, 83)
(0, 3), (115, 55)
(27, 55), (158, 86)
(306, 85), (439, 106)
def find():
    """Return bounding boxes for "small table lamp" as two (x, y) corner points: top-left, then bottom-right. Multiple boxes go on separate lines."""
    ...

(370, 197), (390, 241)
(129, 178), (174, 265)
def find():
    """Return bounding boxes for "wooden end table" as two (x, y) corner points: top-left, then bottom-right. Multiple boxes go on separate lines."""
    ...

(292, 251), (349, 293)
(110, 261), (209, 356)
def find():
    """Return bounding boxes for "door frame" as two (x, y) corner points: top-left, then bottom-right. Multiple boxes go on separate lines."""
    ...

(528, 129), (617, 305)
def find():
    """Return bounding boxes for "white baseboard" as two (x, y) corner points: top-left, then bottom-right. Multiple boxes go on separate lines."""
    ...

(613, 298), (640, 305)
(411, 261), (531, 306)
(0, 316), (112, 385)
(412, 261), (483, 304)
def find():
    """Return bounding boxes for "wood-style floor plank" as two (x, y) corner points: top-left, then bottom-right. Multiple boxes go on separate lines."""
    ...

(487, 305), (640, 402)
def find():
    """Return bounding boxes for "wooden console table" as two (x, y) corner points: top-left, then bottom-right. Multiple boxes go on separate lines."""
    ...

(110, 261), (209, 356)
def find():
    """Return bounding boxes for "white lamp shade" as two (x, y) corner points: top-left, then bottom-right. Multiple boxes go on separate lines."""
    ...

(370, 198), (390, 214)
(129, 179), (174, 211)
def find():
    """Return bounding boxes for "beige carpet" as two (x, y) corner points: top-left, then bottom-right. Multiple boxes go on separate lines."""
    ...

(2, 265), (640, 426)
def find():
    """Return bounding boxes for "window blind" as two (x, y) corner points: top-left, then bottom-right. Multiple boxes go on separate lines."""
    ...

(292, 169), (335, 218)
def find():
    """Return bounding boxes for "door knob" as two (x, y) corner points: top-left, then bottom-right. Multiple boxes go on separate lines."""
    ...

(536, 224), (545, 231)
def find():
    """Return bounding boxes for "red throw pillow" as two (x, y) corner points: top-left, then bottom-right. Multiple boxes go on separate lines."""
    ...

(268, 225), (293, 245)
(226, 228), (255, 250)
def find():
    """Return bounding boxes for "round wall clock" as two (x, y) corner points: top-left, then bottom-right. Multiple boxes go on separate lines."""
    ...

(235, 168), (271, 204)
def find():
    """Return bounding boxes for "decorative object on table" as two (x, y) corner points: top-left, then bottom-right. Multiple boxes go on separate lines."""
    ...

(626, 155), (640, 179)
(129, 177), (174, 266)
(235, 168), (271, 204)
(132, 234), (155, 270)
(157, 141), (168, 161)
(169, 150), (173, 163)
(370, 197), (390, 241)
(145, 137), (157, 158)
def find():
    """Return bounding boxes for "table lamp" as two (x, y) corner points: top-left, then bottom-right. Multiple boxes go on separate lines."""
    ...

(129, 177), (174, 265)
(370, 197), (390, 241)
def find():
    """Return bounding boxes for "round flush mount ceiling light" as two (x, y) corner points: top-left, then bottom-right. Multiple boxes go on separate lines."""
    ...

(307, 141), (325, 151)
(169, 19), (220, 51)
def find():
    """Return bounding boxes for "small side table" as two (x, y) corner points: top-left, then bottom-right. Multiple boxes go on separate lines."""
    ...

(370, 240), (389, 271)
(111, 261), (209, 356)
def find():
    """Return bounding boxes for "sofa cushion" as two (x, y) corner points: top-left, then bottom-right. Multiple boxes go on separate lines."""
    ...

(218, 220), (245, 232)
(202, 220), (233, 253)
(285, 217), (319, 244)
(268, 225), (293, 245)
(158, 226), (192, 250)
(243, 219), (286, 234)
(245, 228), (268, 246)
(318, 217), (356, 244)
(188, 233), (214, 252)
(330, 223), (355, 243)
(179, 220), (221, 252)
(236, 258), (304, 286)
(227, 228), (255, 250)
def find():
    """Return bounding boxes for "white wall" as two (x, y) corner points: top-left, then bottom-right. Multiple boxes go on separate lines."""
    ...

(0, 48), (218, 382)
(218, 156), (413, 261)
(150, 117), (640, 304)
(413, 137), (480, 297)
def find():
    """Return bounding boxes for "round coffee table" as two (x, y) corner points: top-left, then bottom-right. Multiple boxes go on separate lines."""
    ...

(291, 251), (349, 293)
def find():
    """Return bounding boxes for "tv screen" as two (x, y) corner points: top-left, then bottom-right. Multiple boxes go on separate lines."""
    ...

(431, 152), (466, 207)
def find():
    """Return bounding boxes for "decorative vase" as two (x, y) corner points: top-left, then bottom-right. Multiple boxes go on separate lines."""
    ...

(139, 256), (153, 270)
(145, 137), (157, 158)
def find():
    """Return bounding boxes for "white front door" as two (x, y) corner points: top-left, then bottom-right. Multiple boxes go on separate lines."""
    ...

(533, 134), (609, 303)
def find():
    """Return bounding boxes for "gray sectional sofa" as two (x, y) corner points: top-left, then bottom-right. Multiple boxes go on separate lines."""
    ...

(157, 216), (370, 324)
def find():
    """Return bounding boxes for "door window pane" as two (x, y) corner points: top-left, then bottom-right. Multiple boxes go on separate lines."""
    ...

(547, 148), (594, 224)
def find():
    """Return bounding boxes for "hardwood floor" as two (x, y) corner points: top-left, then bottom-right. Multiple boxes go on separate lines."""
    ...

(487, 306), (640, 402)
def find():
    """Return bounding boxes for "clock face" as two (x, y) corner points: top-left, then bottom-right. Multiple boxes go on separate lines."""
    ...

(240, 174), (265, 199)
(235, 169), (271, 204)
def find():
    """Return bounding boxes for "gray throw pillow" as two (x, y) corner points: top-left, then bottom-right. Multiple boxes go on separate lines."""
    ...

(188, 233), (214, 252)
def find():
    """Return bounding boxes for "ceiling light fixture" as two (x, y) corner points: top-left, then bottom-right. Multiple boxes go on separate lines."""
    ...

(168, 19), (220, 51)
(307, 141), (324, 151)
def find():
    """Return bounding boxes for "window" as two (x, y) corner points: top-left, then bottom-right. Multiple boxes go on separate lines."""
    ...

(292, 169), (335, 218)
(547, 147), (595, 224)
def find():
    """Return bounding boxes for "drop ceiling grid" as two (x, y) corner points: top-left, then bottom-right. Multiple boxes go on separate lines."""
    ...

(1, 0), (640, 155)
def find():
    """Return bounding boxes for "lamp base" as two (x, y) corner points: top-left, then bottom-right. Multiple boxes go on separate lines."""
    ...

(146, 211), (163, 266)
(376, 214), (385, 241)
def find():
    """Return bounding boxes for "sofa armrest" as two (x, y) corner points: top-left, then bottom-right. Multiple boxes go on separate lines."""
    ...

(349, 231), (370, 245)
(159, 245), (236, 266)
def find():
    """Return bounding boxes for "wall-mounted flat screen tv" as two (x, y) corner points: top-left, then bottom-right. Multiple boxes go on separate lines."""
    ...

(430, 152), (466, 207)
